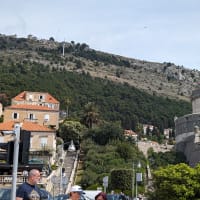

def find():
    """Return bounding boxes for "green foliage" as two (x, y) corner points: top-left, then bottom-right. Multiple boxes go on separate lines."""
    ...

(116, 143), (134, 162)
(80, 139), (146, 190)
(80, 169), (98, 188)
(81, 102), (99, 129)
(148, 163), (200, 200)
(86, 122), (124, 145)
(51, 164), (57, 170)
(0, 57), (191, 132)
(0, 35), (192, 136)
(58, 120), (86, 144)
(110, 169), (132, 191)
(148, 149), (187, 169)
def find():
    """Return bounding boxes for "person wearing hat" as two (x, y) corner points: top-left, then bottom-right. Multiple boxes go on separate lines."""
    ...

(95, 192), (107, 200)
(68, 185), (84, 200)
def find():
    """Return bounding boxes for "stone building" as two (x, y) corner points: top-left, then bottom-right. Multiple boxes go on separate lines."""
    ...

(175, 88), (200, 166)
(0, 91), (60, 164)
(4, 91), (60, 129)
(0, 121), (56, 163)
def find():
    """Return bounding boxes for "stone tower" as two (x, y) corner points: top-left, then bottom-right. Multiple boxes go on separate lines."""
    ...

(175, 88), (200, 166)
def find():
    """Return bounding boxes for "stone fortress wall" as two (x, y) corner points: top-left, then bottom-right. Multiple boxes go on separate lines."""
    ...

(175, 88), (200, 166)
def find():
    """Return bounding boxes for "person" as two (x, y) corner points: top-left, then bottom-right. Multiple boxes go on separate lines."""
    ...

(95, 192), (107, 200)
(68, 185), (84, 200)
(119, 192), (127, 200)
(16, 169), (42, 200)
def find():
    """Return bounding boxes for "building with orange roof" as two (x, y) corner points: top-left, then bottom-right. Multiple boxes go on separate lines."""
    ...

(3, 91), (60, 129)
(124, 129), (138, 140)
(0, 121), (56, 164)
(1, 91), (60, 165)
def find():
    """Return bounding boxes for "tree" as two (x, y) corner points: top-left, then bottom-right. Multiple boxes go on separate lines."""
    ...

(87, 122), (124, 145)
(116, 143), (134, 162)
(135, 123), (144, 139)
(110, 169), (132, 192)
(58, 120), (86, 147)
(49, 37), (55, 41)
(147, 150), (186, 170)
(148, 163), (200, 200)
(82, 102), (99, 129)
(64, 97), (71, 118)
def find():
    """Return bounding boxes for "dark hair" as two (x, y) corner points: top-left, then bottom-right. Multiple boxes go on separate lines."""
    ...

(95, 192), (107, 200)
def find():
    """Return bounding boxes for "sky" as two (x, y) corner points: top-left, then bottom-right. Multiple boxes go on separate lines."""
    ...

(1, 0), (200, 70)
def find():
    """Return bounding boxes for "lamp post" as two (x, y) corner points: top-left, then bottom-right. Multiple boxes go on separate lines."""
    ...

(135, 161), (141, 199)
(59, 158), (63, 194)
(11, 123), (21, 200)
(132, 163), (135, 199)
(132, 161), (142, 200)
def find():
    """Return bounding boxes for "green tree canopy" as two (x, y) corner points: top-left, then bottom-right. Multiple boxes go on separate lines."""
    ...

(148, 163), (200, 200)
(81, 102), (99, 129)
(58, 120), (86, 145)
(86, 121), (124, 145)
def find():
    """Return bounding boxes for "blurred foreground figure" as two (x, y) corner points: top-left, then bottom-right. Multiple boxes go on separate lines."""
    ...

(68, 185), (85, 200)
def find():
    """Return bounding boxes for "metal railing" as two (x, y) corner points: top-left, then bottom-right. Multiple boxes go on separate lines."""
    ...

(0, 175), (44, 185)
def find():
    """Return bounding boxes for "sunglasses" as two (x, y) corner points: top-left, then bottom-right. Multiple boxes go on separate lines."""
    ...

(72, 192), (81, 194)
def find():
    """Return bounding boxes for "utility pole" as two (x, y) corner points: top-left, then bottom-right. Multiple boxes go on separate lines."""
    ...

(11, 123), (21, 200)
(132, 163), (135, 199)
(60, 158), (64, 194)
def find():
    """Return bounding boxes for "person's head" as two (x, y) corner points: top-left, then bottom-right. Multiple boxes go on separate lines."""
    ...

(27, 169), (41, 185)
(95, 192), (107, 200)
(69, 185), (84, 200)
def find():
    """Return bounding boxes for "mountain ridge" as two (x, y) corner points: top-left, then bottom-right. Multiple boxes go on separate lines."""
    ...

(0, 33), (199, 102)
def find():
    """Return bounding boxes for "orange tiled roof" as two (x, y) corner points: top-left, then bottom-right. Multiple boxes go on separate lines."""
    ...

(0, 121), (54, 132)
(46, 93), (59, 104)
(14, 91), (26, 101)
(7, 104), (56, 111)
(13, 91), (59, 104)
(124, 129), (137, 136)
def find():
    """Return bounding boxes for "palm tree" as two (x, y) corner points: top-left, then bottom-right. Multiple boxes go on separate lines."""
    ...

(82, 102), (99, 129)
(64, 97), (71, 118)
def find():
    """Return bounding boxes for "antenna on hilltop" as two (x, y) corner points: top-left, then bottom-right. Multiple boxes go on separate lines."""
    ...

(62, 39), (65, 57)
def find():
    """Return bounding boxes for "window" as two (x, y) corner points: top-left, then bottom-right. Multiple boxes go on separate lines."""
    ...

(28, 95), (33, 101)
(28, 113), (35, 120)
(30, 137), (33, 148)
(13, 112), (19, 119)
(39, 95), (44, 101)
(49, 104), (54, 109)
(44, 114), (49, 122)
(40, 137), (47, 148)
(0, 136), (4, 143)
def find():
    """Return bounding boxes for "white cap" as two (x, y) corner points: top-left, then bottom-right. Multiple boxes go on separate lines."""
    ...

(70, 185), (84, 193)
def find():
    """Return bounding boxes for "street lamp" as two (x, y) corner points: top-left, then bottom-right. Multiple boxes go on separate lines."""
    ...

(3, 123), (21, 200)
(132, 161), (142, 200)
(135, 161), (141, 199)
(59, 158), (63, 194)
(132, 163), (135, 199)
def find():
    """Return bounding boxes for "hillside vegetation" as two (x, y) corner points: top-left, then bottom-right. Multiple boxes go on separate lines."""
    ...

(1, 34), (200, 101)
(0, 34), (192, 130)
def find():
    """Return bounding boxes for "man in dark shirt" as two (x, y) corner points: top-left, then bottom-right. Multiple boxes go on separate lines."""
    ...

(16, 169), (41, 200)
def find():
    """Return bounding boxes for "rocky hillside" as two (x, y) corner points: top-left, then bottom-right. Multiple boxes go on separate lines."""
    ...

(1, 34), (199, 102)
